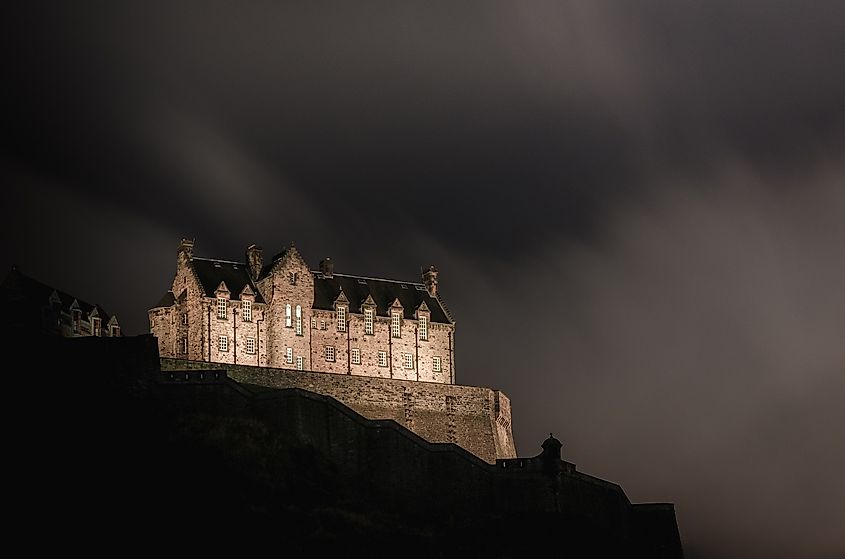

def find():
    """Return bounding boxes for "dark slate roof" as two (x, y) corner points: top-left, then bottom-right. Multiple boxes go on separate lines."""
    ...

(312, 273), (452, 324)
(191, 258), (265, 303)
(152, 291), (175, 308)
(1, 267), (114, 321)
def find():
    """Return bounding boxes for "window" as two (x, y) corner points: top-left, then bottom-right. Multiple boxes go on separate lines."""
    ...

(285, 304), (292, 327)
(182, 313), (188, 325)
(295, 305), (302, 335)
(320, 319), (326, 330)
(296, 356), (304, 371)
(217, 297), (227, 319)
(286, 347), (293, 364)
(419, 315), (428, 341)
(92, 317), (102, 336)
(378, 351), (387, 367)
(311, 317), (317, 329)
(72, 309), (81, 333)
(433, 356), (442, 372)
(110, 325), (120, 337)
(219, 335), (228, 352)
(391, 311), (401, 338)
(245, 336), (255, 354)
(337, 306), (346, 332)
(242, 300), (252, 322)
(289, 271), (298, 285)
(404, 353), (414, 369)
(351, 348), (361, 365)
(364, 308), (374, 335)
(325, 346), (335, 362)
(182, 337), (188, 354)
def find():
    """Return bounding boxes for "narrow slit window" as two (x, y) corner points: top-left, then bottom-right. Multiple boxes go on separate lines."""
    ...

(295, 305), (302, 336)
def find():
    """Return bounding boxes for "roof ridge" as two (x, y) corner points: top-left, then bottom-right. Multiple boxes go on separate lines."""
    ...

(192, 257), (245, 265)
(314, 271), (424, 286)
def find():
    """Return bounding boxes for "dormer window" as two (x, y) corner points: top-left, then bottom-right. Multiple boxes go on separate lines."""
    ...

(364, 308), (374, 335)
(110, 325), (120, 337)
(92, 317), (102, 336)
(242, 300), (252, 322)
(217, 297), (227, 319)
(391, 311), (401, 338)
(337, 306), (346, 332)
(285, 304), (292, 327)
(419, 315), (428, 341)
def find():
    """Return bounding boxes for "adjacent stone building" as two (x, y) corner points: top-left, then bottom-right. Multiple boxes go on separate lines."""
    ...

(150, 239), (455, 383)
(1, 267), (121, 338)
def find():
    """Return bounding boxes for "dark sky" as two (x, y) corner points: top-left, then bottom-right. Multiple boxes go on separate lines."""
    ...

(4, 2), (845, 557)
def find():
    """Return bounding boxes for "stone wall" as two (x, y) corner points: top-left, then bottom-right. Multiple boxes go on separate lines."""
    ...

(161, 357), (516, 462)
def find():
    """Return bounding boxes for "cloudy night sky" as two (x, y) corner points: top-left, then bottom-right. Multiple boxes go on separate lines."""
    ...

(4, 2), (845, 557)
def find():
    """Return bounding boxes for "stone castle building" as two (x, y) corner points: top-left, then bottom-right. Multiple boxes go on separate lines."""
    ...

(1, 267), (121, 338)
(151, 238), (515, 463)
(150, 239), (455, 383)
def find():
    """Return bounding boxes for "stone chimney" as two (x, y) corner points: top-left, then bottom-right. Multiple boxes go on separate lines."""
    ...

(178, 238), (194, 259)
(246, 244), (263, 279)
(422, 265), (438, 296)
(319, 257), (334, 278)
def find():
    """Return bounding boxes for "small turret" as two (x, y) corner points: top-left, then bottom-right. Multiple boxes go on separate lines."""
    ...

(178, 238), (194, 259)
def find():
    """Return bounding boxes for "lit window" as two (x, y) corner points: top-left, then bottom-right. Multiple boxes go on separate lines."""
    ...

(419, 315), (428, 341)
(378, 351), (387, 367)
(337, 306), (346, 332)
(351, 348), (361, 365)
(217, 298), (227, 319)
(325, 346), (335, 362)
(219, 335), (228, 352)
(285, 304), (292, 327)
(391, 311), (401, 338)
(245, 336), (255, 354)
(92, 317), (102, 336)
(296, 356), (304, 370)
(110, 325), (120, 337)
(404, 353), (413, 369)
(286, 347), (293, 364)
(433, 356), (442, 372)
(295, 305), (302, 335)
(320, 319), (326, 330)
(242, 300), (252, 322)
(364, 308), (374, 335)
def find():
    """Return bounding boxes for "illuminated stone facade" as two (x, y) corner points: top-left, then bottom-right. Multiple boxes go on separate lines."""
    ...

(150, 239), (456, 383)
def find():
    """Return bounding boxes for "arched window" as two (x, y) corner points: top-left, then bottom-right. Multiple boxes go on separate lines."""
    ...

(285, 304), (292, 327)
(295, 305), (302, 336)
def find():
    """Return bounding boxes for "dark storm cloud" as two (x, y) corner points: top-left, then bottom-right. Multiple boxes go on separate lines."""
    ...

(4, 3), (845, 558)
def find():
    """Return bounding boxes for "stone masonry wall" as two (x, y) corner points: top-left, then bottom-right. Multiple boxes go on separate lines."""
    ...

(161, 357), (516, 463)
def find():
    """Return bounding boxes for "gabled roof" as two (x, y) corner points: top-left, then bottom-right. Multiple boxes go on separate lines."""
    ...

(258, 248), (290, 280)
(191, 258), (265, 303)
(312, 273), (452, 324)
(153, 290), (176, 308)
(1, 267), (114, 321)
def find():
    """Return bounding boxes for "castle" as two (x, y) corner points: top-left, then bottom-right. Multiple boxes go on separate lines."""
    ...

(150, 239), (454, 383)
(150, 239), (515, 462)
